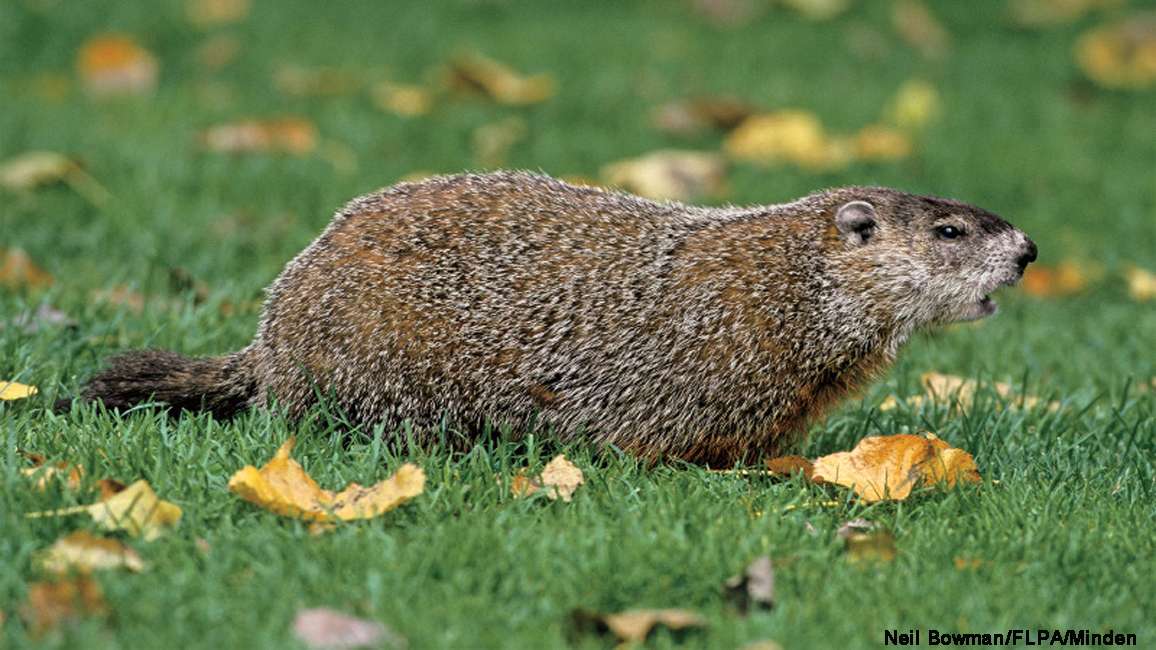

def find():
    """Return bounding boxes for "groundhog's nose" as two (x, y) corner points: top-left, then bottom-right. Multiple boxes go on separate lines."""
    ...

(1017, 238), (1037, 273)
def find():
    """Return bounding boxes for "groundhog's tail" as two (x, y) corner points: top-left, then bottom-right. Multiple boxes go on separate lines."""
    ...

(55, 349), (257, 419)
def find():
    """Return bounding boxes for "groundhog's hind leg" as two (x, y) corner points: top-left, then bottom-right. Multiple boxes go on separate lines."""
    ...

(56, 348), (256, 419)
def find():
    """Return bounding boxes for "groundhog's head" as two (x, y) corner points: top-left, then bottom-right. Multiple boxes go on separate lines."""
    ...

(830, 188), (1037, 325)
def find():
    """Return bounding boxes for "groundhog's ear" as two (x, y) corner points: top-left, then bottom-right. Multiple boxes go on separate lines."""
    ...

(835, 200), (877, 246)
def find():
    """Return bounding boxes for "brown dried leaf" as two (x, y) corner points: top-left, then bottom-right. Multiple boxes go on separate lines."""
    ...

(0, 247), (55, 291)
(811, 433), (980, 503)
(891, 0), (952, 60)
(724, 555), (775, 614)
(1075, 14), (1156, 89)
(511, 454), (585, 502)
(76, 33), (158, 96)
(186, 0), (250, 27)
(20, 573), (110, 638)
(36, 530), (146, 573)
(602, 150), (728, 202)
(227, 438), (425, 521)
(1010, 0), (1123, 28)
(19, 449), (81, 489)
(291, 607), (404, 650)
(444, 53), (555, 105)
(763, 455), (819, 483)
(199, 116), (319, 155)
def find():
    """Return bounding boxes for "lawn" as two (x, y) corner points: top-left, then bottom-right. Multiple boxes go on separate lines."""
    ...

(2, 0), (1155, 648)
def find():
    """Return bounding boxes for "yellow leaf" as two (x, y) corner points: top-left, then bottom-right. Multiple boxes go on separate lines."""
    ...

(884, 79), (942, 130)
(779, 0), (851, 21)
(572, 608), (706, 643)
(36, 530), (146, 573)
(511, 454), (585, 502)
(186, 0), (250, 27)
(852, 125), (913, 162)
(27, 479), (182, 541)
(372, 82), (432, 117)
(76, 33), (158, 96)
(1076, 15), (1156, 89)
(2, 379), (39, 400)
(227, 438), (425, 522)
(811, 433), (981, 503)
(602, 150), (728, 202)
(18, 449), (82, 490)
(444, 53), (555, 105)
(1122, 264), (1156, 302)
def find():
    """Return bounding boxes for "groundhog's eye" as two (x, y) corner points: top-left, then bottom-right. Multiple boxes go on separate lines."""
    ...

(936, 225), (965, 241)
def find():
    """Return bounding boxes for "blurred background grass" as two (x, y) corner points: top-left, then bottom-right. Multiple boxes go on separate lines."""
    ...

(2, 0), (1155, 647)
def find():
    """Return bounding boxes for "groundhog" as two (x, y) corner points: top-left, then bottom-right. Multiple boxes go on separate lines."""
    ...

(60, 172), (1036, 466)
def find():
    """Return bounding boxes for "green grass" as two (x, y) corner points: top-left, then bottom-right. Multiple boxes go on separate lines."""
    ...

(3, 0), (1156, 647)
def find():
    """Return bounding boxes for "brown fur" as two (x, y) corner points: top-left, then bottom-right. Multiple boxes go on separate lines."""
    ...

(60, 172), (1036, 466)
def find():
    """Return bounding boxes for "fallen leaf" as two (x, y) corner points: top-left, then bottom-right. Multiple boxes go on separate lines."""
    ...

(444, 53), (555, 105)
(291, 608), (404, 650)
(20, 573), (110, 638)
(511, 454), (585, 502)
(199, 116), (319, 154)
(1075, 14), (1156, 89)
(473, 117), (528, 169)
(372, 82), (433, 117)
(90, 284), (148, 314)
(186, 0), (250, 27)
(691, 0), (764, 27)
(763, 455), (819, 483)
(884, 78), (942, 130)
(36, 530), (146, 573)
(18, 449), (81, 489)
(725, 111), (851, 171)
(880, 372), (1060, 412)
(1, 304), (77, 334)
(274, 65), (359, 97)
(954, 556), (989, 572)
(891, 1), (952, 60)
(76, 33), (158, 96)
(852, 125), (913, 162)
(227, 438), (425, 522)
(779, 0), (851, 21)
(1010, 0), (1123, 28)
(811, 433), (981, 502)
(602, 150), (728, 202)
(194, 34), (242, 69)
(837, 519), (898, 562)
(1021, 260), (1091, 297)
(724, 555), (775, 614)
(0, 151), (78, 190)
(571, 608), (706, 643)
(1122, 264), (1156, 302)
(650, 96), (756, 137)
(0, 247), (55, 291)
(2, 379), (39, 401)
(27, 479), (182, 541)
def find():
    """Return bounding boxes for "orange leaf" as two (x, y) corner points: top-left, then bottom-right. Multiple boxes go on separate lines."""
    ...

(19, 449), (82, 489)
(20, 573), (110, 638)
(763, 455), (819, 483)
(199, 116), (319, 155)
(227, 438), (425, 522)
(1021, 261), (1090, 297)
(76, 33), (158, 96)
(811, 433), (980, 503)
(0, 247), (55, 291)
